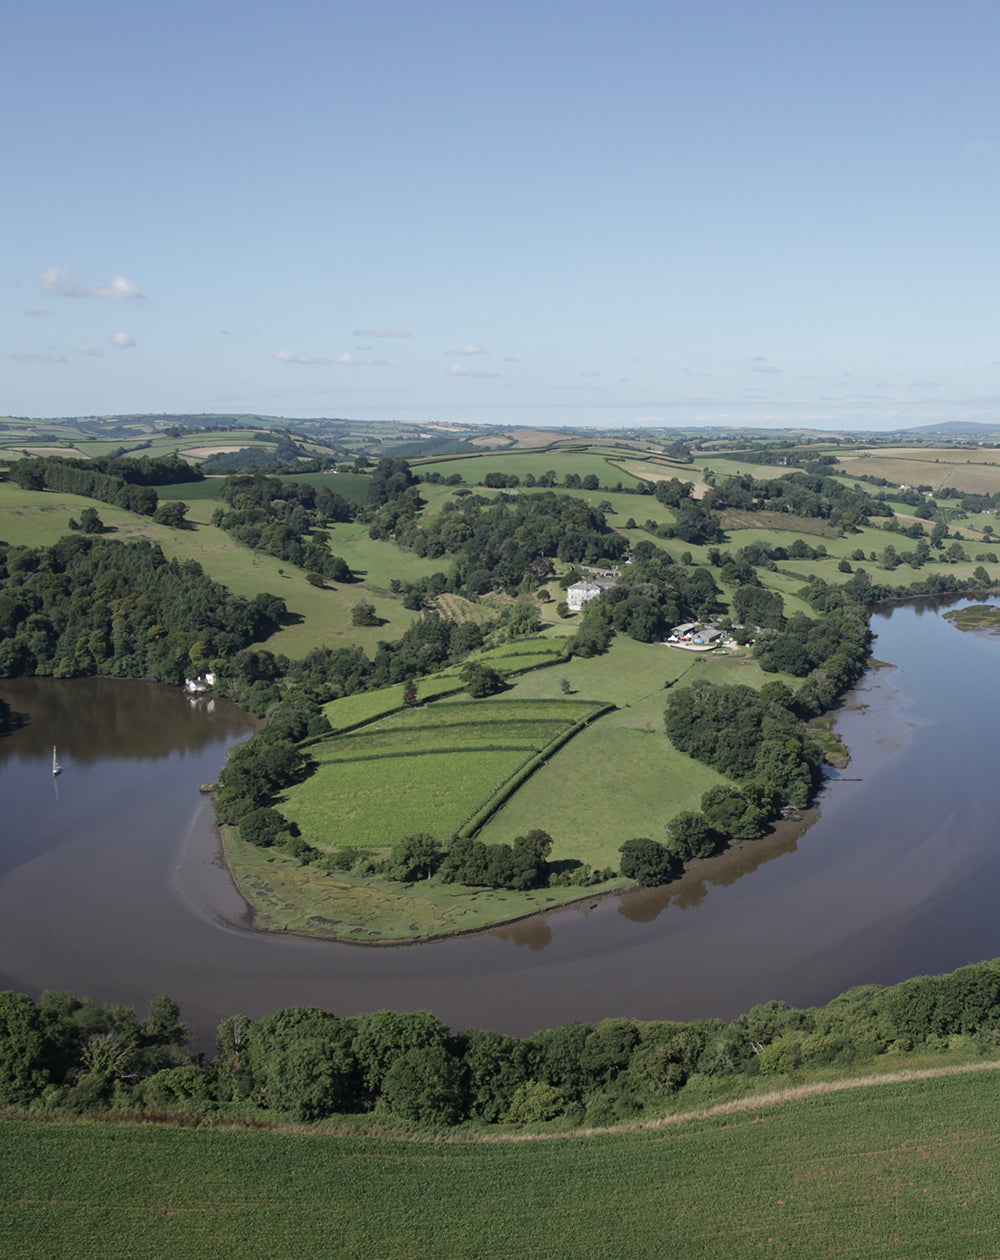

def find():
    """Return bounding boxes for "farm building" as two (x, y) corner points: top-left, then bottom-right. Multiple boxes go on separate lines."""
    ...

(667, 623), (724, 646)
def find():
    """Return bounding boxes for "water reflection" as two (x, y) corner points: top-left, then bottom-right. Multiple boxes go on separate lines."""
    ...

(491, 917), (554, 950)
(0, 676), (250, 764)
(616, 809), (815, 923)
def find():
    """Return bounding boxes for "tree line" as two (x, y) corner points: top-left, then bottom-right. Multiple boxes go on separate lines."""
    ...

(366, 487), (628, 593)
(4, 958), (1000, 1127)
(10, 453), (204, 519)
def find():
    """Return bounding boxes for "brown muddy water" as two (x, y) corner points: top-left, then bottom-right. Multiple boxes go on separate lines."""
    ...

(2, 596), (1000, 1046)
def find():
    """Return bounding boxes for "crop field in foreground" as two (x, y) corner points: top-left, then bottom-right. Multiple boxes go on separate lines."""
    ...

(5, 1066), (1000, 1259)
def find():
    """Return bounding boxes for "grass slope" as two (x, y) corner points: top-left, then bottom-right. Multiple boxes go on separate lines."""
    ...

(5, 1065), (1000, 1259)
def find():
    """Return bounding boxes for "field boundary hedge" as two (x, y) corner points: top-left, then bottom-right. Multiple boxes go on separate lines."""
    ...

(314, 647), (573, 742)
(456, 701), (615, 839)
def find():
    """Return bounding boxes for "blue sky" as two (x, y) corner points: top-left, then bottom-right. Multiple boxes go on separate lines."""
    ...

(4, 0), (998, 430)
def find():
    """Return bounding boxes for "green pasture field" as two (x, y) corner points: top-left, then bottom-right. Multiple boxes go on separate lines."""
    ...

(0, 443), (85, 459)
(700, 455), (795, 479)
(273, 470), (371, 502)
(154, 477), (230, 502)
(475, 718), (726, 862)
(613, 456), (712, 493)
(228, 695), (618, 939)
(0, 483), (139, 545)
(411, 448), (650, 487)
(471, 636), (807, 859)
(281, 698), (602, 852)
(320, 639), (569, 734)
(299, 637), (768, 884)
(313, 522), (451, 593)
(7, 1067), (1000, 1259)
(323, 678), (464, 735)
(160, 471), (372, 505)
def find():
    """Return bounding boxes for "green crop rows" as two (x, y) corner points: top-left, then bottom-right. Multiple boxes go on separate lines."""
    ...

(5, 1067), (1000, 1258)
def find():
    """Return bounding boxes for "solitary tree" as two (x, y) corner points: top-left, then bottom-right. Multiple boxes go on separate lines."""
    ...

(460, 661), (505, 697)
(351, 601), (379, 626)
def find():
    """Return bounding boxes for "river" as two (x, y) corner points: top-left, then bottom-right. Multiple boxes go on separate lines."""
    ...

(2, 597), (999, 1046)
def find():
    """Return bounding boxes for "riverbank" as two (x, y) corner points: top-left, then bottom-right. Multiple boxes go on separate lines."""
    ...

(217, 822), (629, 944)
(214, 785), (836, 947)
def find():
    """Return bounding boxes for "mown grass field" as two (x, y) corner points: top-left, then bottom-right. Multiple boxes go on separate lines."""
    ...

(412, 448), (652, 487)
(6, 1066), (1000, 1259)
(282, 698), (604, 852)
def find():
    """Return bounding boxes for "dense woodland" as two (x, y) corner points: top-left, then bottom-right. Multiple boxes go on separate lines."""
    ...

(0, 536), (288, 681)
(3, 960), (1000, 1128)
(367, 485), (629, 592)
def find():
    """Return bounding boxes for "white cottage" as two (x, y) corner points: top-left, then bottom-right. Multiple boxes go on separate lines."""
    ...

(567, 577), (618, 611)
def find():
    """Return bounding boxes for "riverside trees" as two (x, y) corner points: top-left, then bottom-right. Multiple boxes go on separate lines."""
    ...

(7, 959), (1000, 1126)
(662, 680), (823, 850)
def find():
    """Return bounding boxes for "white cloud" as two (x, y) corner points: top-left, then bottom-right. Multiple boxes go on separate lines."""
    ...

(579, 370), (600, 378)
(275, 350), (331, 365)
(352, 325), (412, 338)
(25, 309), (47, 317)
(446, 343), (488, 356)
(10, 350), (68, 363)
(751, 356), (782, 374)
(93, 275), (143, 300)
(76, 345), (104, 357)
(110, 332), (136, 349)
(336, 353), (390, 366)
(448, 364), (499, 378)
(42, 266), (144, 299)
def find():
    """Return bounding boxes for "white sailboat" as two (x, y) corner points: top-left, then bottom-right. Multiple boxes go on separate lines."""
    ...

(52, 745), (61, 776)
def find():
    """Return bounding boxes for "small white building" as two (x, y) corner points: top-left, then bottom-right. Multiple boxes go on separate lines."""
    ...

(567, 577), (617, 611)
(184, 671), (216, 693)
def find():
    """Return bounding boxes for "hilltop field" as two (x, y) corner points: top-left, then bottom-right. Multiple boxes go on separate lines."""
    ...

(4, 420), (1000, 941)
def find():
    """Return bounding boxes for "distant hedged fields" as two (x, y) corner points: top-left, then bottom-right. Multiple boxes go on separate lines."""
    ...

(3, 959), (1000, 1128)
